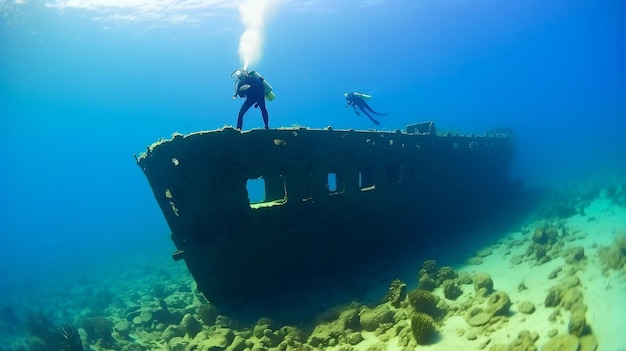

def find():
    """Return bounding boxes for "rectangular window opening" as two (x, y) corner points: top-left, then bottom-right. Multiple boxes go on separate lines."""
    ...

(327, 172), (346, 195)
(327, 173), (337, 192)
(358, 167), (376, 191)
(246, 175), (287, 209)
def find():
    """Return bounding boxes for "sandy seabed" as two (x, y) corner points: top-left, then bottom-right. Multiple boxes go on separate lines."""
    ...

(3, 182), (626, 351)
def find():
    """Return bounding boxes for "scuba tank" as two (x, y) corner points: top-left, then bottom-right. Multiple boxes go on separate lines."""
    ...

(352, 92), (371, 100)
(249, 70), (276, 101)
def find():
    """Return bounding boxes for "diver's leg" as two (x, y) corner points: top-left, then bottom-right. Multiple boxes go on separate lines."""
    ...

(363, 102), (387, 116)
(237, 98), (255, 130)
(359, 107), (381, 125)
(257, 97), (269, 129)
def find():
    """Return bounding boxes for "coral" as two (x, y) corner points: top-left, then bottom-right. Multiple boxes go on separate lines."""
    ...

(410, 312), (436, 345)
(82, 316), (114, 342)
(418, 275), (436, 291)
(525, 223), (566, 265)
(58, 324), (85, 351)
(532, 227), (550, 244)
(338, 308), (361, 331)
(342, 331), (363, 346)
(407, 289), (439, 316)
(486, 291), (511, 315)
(359, 304), (393, 332)
(473, 273), (494, 296)
(417, 260), (438, 291)
(598, 233), (626, 270)
(436, 266), (457, 283)
(308, 320), (347, 347)
(465, 306), (491, 326)
(564, 246), (585, 264)
(441, 279), (463, 300)
(383, 279), (407, 308)
(421, 260), (438, 276)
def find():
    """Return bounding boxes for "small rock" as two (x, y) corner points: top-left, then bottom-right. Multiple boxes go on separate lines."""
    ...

(345, 331), (364, 345)
(478, 338), (491, 349)
(468, 257), (483, 265)
(565, 246), (585, 264)
(517, 301), (535, 314)
(168, 337), (188, 351)
(541, 334), (579, 351)
(545, 286), (562, 307)
(547, 329), (558, 337)
(579, 334), (598, 351)
(114, 320), (130, 337)
(466, 307), (491, 326)
(518, 281), (528, 291)
(180, 314), (203, 338)
(510, 255), (523, 265)
(547, 267), (562, 280)
(568, 309), (586, 336)
(456, 272), (473, 285)
(476, 248), (493, 258)
(561, 276), (580, 289)
(163, 325), (185, 342)
(466, 332), (477, 340)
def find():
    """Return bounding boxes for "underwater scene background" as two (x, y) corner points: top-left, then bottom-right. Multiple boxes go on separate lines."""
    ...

(1, 0), (625, 350)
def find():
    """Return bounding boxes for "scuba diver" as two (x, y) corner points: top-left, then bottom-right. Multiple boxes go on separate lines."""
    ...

(345, 92), (386, 126)
(232, 68), (271, 130)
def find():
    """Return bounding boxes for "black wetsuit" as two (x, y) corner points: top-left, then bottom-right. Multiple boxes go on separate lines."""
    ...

(237, 75), (269, 130)
(345, 92), (386, 126)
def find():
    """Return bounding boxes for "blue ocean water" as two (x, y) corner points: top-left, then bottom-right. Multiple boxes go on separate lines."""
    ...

(1, 0), (625, 349)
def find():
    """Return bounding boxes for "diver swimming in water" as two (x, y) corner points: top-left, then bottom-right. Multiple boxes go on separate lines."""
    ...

(232, 69), (271, 130)
(345, 92), (386, 126)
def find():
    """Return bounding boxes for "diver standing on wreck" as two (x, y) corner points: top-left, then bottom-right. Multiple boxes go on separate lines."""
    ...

(345, 92), (386, 126)
(232, 68), (275, 130)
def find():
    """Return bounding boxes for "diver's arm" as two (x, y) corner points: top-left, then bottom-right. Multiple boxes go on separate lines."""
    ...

(352, 105), (360, 115)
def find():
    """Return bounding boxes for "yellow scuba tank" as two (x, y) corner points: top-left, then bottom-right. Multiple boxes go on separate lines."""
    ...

(249, 70), (276, 101)
(352, 92), (371, 100)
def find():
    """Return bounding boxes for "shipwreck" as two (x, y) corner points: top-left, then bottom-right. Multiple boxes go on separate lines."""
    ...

(136, 122), (516, 311)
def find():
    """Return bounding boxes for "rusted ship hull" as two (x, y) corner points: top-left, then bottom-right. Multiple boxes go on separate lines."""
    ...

(136, 122), (516, 309)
